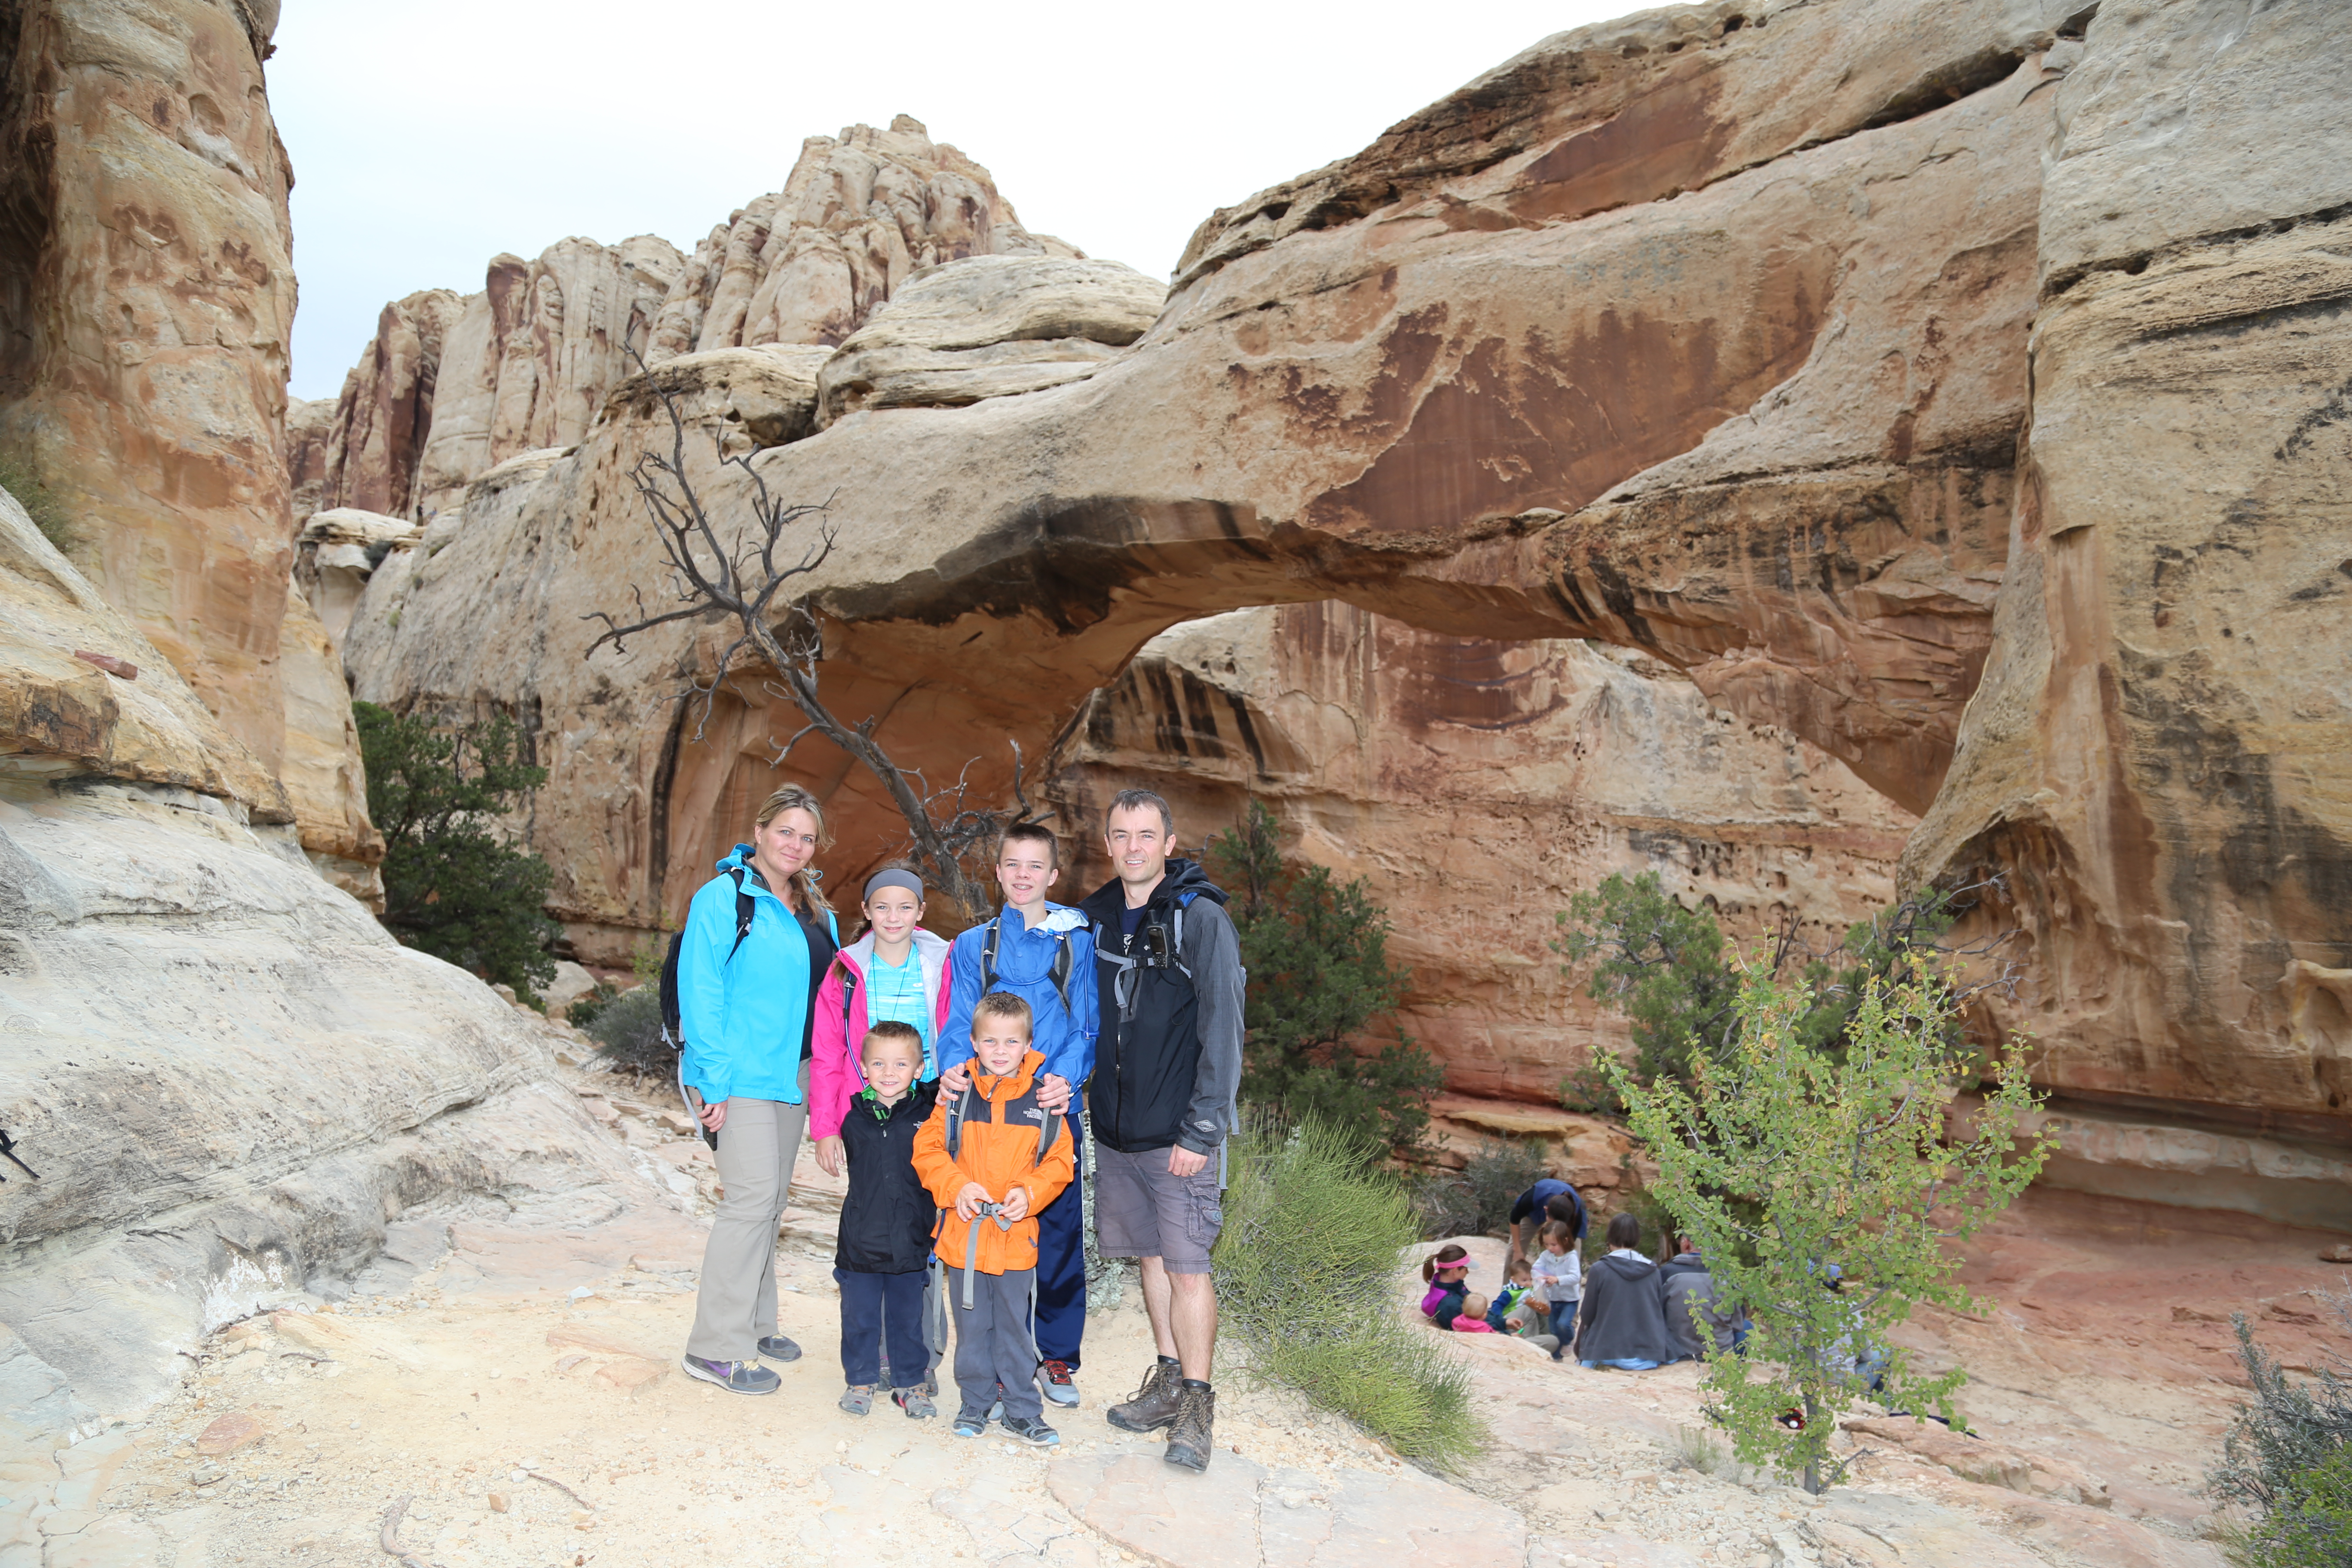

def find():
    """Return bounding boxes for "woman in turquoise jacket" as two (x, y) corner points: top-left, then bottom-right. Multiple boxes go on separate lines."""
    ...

(680, 784), (839, 1395)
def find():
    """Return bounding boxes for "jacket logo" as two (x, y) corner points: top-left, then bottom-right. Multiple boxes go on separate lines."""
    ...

(1023, 1108), (1045, 1121)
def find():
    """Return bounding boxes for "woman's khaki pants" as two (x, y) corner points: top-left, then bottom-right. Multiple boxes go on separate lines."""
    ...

(685, 1073), (807, 1363)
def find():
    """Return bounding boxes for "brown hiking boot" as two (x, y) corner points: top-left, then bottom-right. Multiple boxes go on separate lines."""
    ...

(1164, 1381), (1215, 1471)
(1105, 1360), (1184, 1433)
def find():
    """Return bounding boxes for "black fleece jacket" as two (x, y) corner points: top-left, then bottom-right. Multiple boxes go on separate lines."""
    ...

(836, 1079), (940, 1274)
(1079, 859), (1245, 1155)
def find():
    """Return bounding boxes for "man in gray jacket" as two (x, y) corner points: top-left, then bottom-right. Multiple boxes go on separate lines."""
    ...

(1078, 789), (1245, 1473)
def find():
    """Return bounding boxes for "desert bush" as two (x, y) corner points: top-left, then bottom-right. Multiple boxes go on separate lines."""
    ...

(586, 986), (668, 1078)
(1412, 1134), (1549, 1241)
(1207, 802), (1440, 1160)
(2208, 1290), (2352, 1567)
(567, 979), (622, 1030)
(1215, 1112), (1483, 1468)
(1667, 1423), (1733, 1477)
(1616, 950), (2051, 1494)
(355, 701), (558, 1002)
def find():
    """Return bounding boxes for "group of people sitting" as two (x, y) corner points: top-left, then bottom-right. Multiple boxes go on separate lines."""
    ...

(1418, 1176), (1743, 1370)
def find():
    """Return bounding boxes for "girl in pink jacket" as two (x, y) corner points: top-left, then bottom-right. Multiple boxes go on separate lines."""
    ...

(810, 868), (954, 1175)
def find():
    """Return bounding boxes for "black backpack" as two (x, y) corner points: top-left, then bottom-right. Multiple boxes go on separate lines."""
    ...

(657, 865), (758, 1049)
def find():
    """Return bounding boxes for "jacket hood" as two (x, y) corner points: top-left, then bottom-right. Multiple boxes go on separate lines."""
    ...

(1080, 856), (1228, 922)
(836, 926), (951, 974)
(1594, 1253), (1661, 1283)
(717, 843), (790, 902)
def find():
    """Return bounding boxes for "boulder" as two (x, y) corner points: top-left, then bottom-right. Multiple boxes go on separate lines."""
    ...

(599, 343), (834, 455)
(815, 255), (1165, 425)
(294, 508), (420, 650)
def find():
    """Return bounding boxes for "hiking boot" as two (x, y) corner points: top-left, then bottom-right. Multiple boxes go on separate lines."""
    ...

(1105, 1359), (1184, 1433)
(999, 1414), (1061, 1447)
(891, 1387), (936, 1420)
(756, 1334), (802, 1363)
(1037, 1360), (1080, 1408)
(1164, 1381), (1216, 1472)
(838, 1384), (874, 1417)
(681, 1355), (780, 1395)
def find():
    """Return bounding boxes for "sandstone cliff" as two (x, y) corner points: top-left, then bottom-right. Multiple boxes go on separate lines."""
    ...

(1044, 606), (1916, 1102)
(0, 0), (379, 883)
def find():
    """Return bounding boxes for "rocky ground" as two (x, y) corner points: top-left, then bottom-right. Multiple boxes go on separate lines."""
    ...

(5, 1054), (2343, 1568)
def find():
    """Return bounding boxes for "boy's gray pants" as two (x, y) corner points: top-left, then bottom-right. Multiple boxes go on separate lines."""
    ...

(952, 1266), (1040, 1423)
(685, 1079), (807, 1363)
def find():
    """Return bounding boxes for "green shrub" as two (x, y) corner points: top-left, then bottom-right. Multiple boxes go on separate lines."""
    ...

(355, 701), (559, 1002)
(0, 453), (80, 555)
(1207, 801), (1441, 1160)
(567, 979), (622, 1029)
(2208, 1295), (2352, 1566)
(1412, 1134), (1549, 1241)
(1215, 1113), (1484, 1468)
(585, 986), (668, 1078)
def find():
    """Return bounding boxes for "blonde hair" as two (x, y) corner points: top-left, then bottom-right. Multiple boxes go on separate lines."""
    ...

(754, 784), (833, 914)
(971, 990), (1034, 1036)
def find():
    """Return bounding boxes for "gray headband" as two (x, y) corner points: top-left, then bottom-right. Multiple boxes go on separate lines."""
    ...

(863, 868), (925, 902)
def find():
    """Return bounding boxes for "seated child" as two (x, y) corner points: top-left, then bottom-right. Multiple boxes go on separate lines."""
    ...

(1451, 1292), (1498, 1333)
(1420, 1244), (1472, 1329)
(832, 1021), (941, 1418)
(1531, 1219), (1583, 1363)
(1494, 1259), (1562, 1351)
(1485, 1258), (1537, 1330)
(912, 991), (1074, 1446)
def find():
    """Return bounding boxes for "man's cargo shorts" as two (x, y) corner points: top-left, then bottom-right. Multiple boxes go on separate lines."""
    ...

(1092, 1142), (1222, 1273)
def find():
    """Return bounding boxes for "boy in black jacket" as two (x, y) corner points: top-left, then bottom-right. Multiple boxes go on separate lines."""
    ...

(834, 1021), (940, 1418)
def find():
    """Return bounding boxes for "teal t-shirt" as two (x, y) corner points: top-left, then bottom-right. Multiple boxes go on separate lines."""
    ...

(865, 948), (937, 1079)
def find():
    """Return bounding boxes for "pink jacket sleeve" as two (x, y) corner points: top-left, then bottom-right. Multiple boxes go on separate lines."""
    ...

(807, 960), (860, 1141)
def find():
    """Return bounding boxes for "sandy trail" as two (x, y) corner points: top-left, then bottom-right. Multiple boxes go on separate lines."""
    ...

(8, 1069), (2339, 1568)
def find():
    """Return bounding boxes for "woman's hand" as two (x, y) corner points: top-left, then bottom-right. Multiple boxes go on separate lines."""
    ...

(700, 1096), (729, 1133)
(953, 1182), (992, 1221)
(999, 1186), (1030, 1222)
(815, 1135), (845, 1177)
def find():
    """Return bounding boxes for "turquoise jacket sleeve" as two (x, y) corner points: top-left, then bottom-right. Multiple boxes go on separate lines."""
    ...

(678, 875), (735, 1102)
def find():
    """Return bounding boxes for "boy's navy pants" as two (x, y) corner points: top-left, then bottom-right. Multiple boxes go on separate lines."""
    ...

(835, 1266), (927, 1389)
(1032, 1102), (1087, 1369)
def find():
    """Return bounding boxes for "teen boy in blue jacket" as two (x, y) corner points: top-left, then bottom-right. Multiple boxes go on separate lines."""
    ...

(938, 823), (1099, 1409)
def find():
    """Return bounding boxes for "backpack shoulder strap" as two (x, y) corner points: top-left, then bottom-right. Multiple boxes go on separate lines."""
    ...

(725, 866), (756, 962)
(1033, 1106), (1061, 1169)
(980, 916), (1002, 992)
(1047, 934), (1074, 1016)
(944, 1083), (972, 1161)
(839, 958), (859, 1026)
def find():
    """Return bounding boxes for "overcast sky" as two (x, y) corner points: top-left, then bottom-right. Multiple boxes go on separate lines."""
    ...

(271, 0), (1638, 401)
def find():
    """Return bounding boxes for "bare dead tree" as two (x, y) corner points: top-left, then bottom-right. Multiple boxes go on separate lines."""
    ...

(581, 366), (1024, 918)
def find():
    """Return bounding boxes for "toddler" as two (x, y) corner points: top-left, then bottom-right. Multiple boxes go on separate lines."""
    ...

(1531, 1219), (1583, 1363)
(1452, 1293), (1498, 1333)
(913, 992), (1074, 1445)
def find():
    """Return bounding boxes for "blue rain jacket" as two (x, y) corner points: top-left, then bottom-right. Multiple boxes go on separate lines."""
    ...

(678, 844), (836, 1105)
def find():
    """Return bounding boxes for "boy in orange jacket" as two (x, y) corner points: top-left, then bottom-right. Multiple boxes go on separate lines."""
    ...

(913, 990), (1075, 1445)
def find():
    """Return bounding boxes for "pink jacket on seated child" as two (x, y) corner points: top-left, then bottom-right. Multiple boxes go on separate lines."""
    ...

(1452, 1316), (1498, 1334)
(807, 928), (954, 1141)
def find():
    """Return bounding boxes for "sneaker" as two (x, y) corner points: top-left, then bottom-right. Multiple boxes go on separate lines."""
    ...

(987, 1379), (1005, 1423)
(756, 1334), (802, 1363)
(1105, 1359), (1185, 1433)
(1037, 1360), (1080, 1408)
(838, 1384), (874, 1416)
(952, 1412), (989, 1439)
(999, 1414), (1061, 1447)
(681, 1355), (780, 1395)
(1164, 1381), (1216, 1472)
(891, 1387), (937, 1420)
